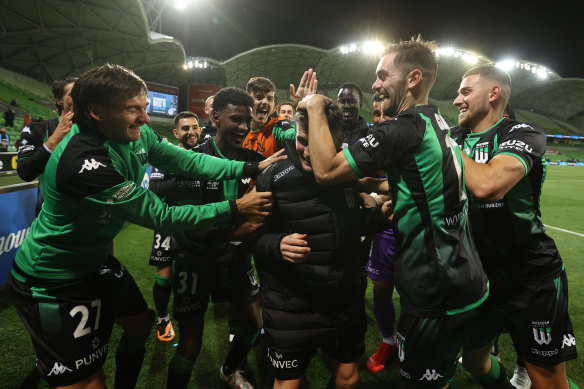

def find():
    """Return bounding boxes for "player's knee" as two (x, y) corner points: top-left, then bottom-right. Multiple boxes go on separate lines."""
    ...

(335, 364), (359, 389)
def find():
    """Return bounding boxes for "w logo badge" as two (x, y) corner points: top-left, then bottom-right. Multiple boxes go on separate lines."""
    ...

(533, 328), (552, 345)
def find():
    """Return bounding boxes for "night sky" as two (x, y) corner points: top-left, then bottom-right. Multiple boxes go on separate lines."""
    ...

(161, 0), (582, 79)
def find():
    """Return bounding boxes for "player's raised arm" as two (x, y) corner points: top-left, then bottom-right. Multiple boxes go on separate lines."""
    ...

(300, 94), (357, 185)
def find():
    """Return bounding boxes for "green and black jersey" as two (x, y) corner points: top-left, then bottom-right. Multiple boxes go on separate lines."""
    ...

(344, 105), (488, 317)
(14, 125), (250, 280)
(171, 139), (264, 258)
(450, 118), (563, 284)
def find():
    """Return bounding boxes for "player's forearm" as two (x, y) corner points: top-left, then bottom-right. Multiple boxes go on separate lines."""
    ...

(305, 104), (350, 185)
(16, 147), (51, 181)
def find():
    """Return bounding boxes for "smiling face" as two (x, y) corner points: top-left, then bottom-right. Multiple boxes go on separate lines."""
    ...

(214, 104), (253, 155)
(91, 93), (150, 143)
(173, 116), (201, 148)
(249, 90), (275, 129)
(372, 53), (409, 118)
(278, 103), (294, 120)
(453, 74), (492, 130)
(337, 87), (362, 125)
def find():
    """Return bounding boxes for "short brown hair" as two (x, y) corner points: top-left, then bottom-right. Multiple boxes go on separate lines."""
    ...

(383, 35), (438, 86)
(246, 77), (276, 95)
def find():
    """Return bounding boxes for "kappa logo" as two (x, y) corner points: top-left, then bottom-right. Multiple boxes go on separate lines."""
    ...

(22, 126), (31, 134)
(79, 159), (106, 173)
(533, 328), (552, 345)
(241, 177), (252, 185)
(509, 123), (534, 132)
(419, 369), (443, 381)
(562, 334), (576, 349)
(47, 362), (73, 376)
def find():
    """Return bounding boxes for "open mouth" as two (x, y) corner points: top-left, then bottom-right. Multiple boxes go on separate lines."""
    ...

(256, 108), (269, 121)
(458, 108), (468, 119)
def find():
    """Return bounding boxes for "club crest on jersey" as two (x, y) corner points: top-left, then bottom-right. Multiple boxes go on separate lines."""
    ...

(135, 147), (147, 164)
(79, 158), (106, 173)
(532, 321), (552, 345)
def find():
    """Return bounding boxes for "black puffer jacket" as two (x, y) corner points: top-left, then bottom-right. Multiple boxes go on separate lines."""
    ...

(253, 139), (390, 349)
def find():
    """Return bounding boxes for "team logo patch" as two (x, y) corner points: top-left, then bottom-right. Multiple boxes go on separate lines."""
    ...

(532, 321), (552, 345)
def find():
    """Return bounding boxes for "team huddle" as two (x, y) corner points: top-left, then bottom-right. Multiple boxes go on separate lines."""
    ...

(9, 36), (579, 389)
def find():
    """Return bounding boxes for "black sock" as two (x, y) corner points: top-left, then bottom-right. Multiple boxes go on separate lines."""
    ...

(223, 340), (252, 375)
(114, 348), (146, 389)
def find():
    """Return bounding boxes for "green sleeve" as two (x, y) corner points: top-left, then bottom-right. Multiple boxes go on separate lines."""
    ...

(82, 179), (233, 232)
(144, 126), (246, 180)
(272, 122), (297, 147)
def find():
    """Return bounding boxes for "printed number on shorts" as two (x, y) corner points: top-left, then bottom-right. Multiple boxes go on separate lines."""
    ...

(154, 234), (171, 251)
(176, 271), (198, 295)
(69, 299), (102, 338)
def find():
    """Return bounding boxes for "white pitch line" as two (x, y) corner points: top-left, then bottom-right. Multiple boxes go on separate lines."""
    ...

(545, 225), (584, 237)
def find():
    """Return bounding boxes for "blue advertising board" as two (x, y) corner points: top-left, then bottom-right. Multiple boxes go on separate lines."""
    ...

(0, 183), (37, 285)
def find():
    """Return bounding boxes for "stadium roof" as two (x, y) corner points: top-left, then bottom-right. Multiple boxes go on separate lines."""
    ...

(1, 0), (583, 126)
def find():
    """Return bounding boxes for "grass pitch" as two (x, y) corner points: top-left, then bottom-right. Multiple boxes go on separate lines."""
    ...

(1, 165), (583, 388)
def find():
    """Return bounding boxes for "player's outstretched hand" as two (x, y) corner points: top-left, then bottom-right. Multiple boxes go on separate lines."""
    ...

(258, 148), (287, 171)
(290, 69), (318, 108)
(280, 233), (310, 263)
(236, 187), (273, 217)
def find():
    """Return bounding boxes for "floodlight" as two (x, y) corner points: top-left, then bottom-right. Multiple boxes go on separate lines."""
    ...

(462, 53), (478, 64)
(174, 0), (189, 10)
(363, 41), (384, 54)
(495, 60), (515, 71)
(183, 64), (188, 70)
(437, 47), (455, 56)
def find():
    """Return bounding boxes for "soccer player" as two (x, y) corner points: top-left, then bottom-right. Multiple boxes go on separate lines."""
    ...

(166, 87), (267, 389)
(451, 65), (579, 389)
(337, 82), (369, 148)
(277, 102), (295, 121)
(300, 36), (489, 388)
(364, 92), (398, 373)
(200, 94), (217, 143)
(7, 64), (279, 389)
(371, 92), (391, 125)
(242, 70), (316, 157)
(16, 76), (76, 213)
(253, 97), (392, 389)
(148, 111), (202, 342)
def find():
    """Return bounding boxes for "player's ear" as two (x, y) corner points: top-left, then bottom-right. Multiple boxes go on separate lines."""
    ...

(212, 110), (220, 125)
(489, 85), (502, 101)
(88, 103), (103, 121)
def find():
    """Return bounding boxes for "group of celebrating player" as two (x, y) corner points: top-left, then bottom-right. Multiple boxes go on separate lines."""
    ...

(9, 35), (579, 389)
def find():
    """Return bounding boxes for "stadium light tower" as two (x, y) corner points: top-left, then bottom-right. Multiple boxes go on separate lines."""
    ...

(142, 0), (195, 32)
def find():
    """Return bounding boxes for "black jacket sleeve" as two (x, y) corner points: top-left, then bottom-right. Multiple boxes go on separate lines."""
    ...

(16, 122), (53, 181)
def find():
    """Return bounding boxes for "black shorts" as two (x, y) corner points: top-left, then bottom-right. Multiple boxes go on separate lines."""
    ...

(397, 309), (477, 388)
(465, 270), (577, 366)
(266, 325), (365, 381)
(148, 231), (178, 267)
(172, 244), (259, 321)
(8, 256), (148, 387)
